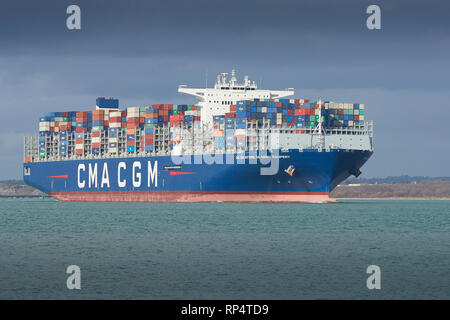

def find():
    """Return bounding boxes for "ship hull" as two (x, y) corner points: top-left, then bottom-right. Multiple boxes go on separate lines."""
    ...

(23, 149), (372, 203)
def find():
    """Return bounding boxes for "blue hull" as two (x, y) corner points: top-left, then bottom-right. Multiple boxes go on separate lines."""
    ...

(23, 149), (372, 202)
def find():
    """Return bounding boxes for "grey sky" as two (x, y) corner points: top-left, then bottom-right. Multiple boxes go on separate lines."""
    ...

(0, 0), (449, 179)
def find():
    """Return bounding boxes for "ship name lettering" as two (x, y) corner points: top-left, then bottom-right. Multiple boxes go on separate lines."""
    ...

(132, 161), (141, 187)
(101, 163), (110, 188)
(77, 163), (86, 188)
(147, 161), (158, 187)
(118, 162), (126, 188)
(88, 163), (98, 188)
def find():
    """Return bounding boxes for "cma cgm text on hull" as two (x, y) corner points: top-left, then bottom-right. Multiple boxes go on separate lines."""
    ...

(23, 70), (374, 203)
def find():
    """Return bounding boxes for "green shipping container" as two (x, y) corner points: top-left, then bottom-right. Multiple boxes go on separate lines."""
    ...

(359, 110), (364, 115)
(39, 151), (46, 157)
(310, 122), (315, 127)
(187, 105), (192, 111)
(173, 110), (178, 115)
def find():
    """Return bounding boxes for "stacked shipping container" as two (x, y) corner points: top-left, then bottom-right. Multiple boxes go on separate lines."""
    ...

(36, 98), (366, 159)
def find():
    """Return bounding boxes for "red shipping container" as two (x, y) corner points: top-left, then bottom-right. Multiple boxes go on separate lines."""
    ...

(92, 142), (100, 148)
(92, 132), (100, 137)
(354, 115), (359, 121)
(287, 110), (293, 116)
(75, 127), (87, 133)
(230, 105), (237, 111)
(145, 135), (154, 144)
(140, 118), (145, 123)
(127, 118), (140, 124)
(225, 113), (235, 118)
(76, 138), (83, 144)
(338, 109), (344, 115)
(104, 120), (109, 127)
(127, 140), (135, 146)
(75, 149), (84, 155)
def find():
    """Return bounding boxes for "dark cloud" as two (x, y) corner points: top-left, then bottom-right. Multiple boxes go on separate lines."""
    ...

(0, 0), (449, 179)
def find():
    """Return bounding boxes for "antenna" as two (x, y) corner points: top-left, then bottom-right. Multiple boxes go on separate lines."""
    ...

(313, 97), (325, 149)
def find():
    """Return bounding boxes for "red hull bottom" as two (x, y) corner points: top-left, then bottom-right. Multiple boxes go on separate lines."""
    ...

(48, 191), (336, 203)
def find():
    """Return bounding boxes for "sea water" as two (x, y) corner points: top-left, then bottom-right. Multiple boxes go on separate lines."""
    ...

(0, 199), (448, 299)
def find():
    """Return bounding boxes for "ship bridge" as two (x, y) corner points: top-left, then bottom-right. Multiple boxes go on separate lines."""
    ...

(178, 70), (294, 124)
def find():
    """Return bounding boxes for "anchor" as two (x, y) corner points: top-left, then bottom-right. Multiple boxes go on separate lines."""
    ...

(284, 165), (295, 176)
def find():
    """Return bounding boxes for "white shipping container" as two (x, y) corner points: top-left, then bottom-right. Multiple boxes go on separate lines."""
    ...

(359, 104), (365, 110)
(75, 144), (84, 149)
(110, 111), (122, 117)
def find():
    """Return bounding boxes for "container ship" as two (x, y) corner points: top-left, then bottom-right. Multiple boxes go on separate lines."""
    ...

(23, 70), (373, 203)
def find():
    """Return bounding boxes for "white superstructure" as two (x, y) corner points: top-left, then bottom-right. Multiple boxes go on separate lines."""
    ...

(178, 70), (294, 125)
